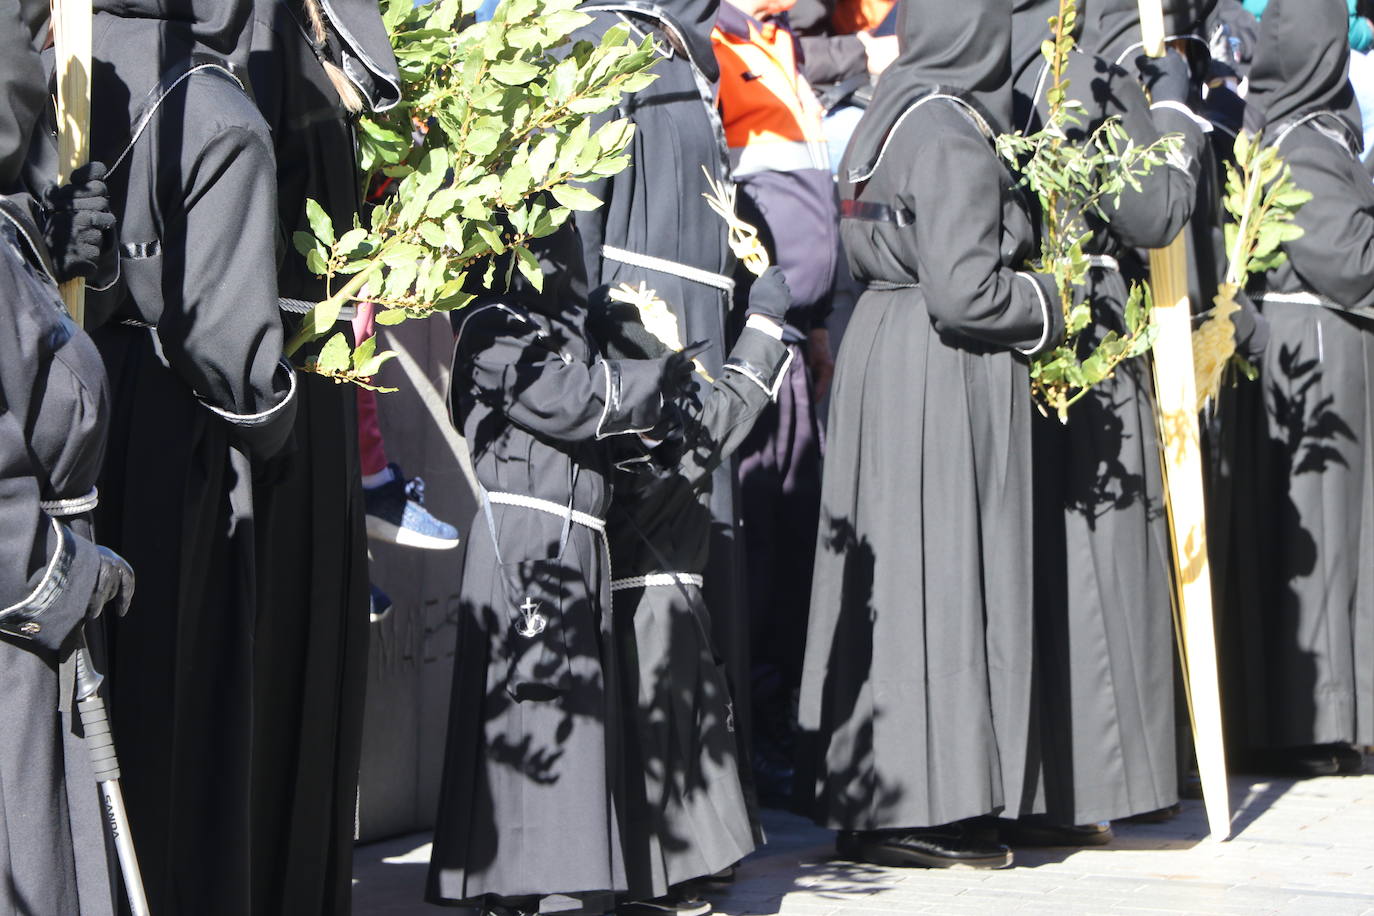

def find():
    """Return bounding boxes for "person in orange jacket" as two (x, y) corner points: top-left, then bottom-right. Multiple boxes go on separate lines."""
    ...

(712, 0), (840, 807)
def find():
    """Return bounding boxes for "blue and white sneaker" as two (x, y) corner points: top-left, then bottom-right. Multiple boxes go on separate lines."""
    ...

(369, 583), (393, 623)
(364, 463), (461, 550)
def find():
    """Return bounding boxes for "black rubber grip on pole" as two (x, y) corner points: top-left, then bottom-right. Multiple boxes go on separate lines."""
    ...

(76, 696), (122, 782)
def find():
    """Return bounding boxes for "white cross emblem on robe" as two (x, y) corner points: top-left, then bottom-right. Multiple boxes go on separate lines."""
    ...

(516, 596), (547, 637)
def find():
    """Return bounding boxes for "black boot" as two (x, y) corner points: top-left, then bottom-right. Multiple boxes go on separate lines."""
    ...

(836, 821), (1012, 869)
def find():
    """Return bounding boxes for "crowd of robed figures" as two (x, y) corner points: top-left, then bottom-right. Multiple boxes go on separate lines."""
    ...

(2, 0), (1374, 915)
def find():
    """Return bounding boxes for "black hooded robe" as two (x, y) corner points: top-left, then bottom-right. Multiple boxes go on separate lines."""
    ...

(245, 4), (399, 912)
(1219, 0), (1374, 752)
(426, 229), (673, 915)
(83, 2), (298, 912)
(1009, 0), (1209, 824)
(600, 318), (790, 898)
(797, 0), (1062, 832)
(0, 17), (119, 905)
(570, 0), (760, 801)
(0, 196), (118, 916)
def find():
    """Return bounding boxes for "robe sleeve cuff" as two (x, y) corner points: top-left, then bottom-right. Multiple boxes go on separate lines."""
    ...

(595, 359), (663, 439)
(0, 519), (102, 653)
(1014, 272), (1064, 357)
(201, 359), (299, 458)
(724, 327), (794, 399)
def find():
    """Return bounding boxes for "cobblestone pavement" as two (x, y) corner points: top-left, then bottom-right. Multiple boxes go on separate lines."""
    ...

(353, 765), (1374, 915)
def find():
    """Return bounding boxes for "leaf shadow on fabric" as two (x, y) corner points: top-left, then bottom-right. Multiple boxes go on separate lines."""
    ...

(792, 513), (906, 829)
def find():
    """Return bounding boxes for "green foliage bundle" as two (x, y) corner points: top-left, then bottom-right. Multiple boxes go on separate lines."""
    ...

(996, 0), (1180, 421)
(287, 0), (660, 387)
(1192, 128), (1310, 408)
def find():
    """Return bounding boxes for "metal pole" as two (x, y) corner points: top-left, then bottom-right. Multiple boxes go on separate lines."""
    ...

(74, 646), (151, 916)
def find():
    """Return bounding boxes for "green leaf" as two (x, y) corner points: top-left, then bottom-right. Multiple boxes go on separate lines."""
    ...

(306, 199), (335, 246)
(549, 184), (602, 211)
(316, 332), (352, 373)
(375, 307), (410, 326)
(490, 59), (541, 85)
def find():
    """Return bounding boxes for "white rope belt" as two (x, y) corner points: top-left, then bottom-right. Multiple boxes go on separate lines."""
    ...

(487, 491), (607, 533)
(611, 572), (704, 592)
(1086, 254), (1121, 272)
(1258, 291), (1327, 307)
(601, 245), (735, 293)
(39, 487), (98, 517)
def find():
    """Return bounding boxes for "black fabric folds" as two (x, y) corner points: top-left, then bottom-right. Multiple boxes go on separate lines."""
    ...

(0, 0), (44, 191)
(1248, 0), (1361, 139)
(846, 0), (1014, 180)
(477, 220), (591, 321)
(1080, 0), (1218, 64)
(92, 0), (255, 64)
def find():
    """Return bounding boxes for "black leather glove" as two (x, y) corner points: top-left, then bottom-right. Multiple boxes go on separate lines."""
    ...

(1134, 50), (1192, 105)
(745, 266), (791, 325)
(89, 546), (135, 622)
(659, 339), (710, 396)
(41, 161), (117, 283)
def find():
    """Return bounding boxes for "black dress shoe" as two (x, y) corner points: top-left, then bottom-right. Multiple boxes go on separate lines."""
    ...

(836, 824), (1012, 869)
(1001, 816), (1114, 848)
(1240, 747), (1340, 778)
(1320, 743), (1367, 774)
(1115, 803), (1182, 825)
(618, 890), (712, 916)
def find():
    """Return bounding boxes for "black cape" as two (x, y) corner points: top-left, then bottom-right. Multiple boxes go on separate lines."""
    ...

(799, 0), (1062, 831)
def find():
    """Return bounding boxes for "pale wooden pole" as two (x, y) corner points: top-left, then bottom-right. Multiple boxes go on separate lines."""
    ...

(51, 0), (92, 326)
(1138, 0), (1232, 840)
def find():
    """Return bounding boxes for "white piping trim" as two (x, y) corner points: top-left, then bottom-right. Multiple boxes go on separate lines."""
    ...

(848, 94), (996, 184)
(601, 245), (735, 292)
(726, 345), (794, 400)
(108, 63), (243, 176)
(487, 491), (607, 533)
(1015, 272), (1053, 356)
(1151, 99), (1214, 133)
(611, 572), (704, 591)
(202, 359), (297, 425)
(595, 360), (615, 436)
(39, 488), (99, 517)
(0, 519), (66, 616)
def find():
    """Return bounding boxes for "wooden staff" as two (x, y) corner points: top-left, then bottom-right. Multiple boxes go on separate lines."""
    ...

(1138, 0), (1232, 840)
(52, 0), (93, 326)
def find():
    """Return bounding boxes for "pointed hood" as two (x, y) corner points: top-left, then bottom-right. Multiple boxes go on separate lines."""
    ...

(1248, 0), (1360, 139)
(1080, 0), (1218, 65)
(0, 0), (45, 192)
(317, 0), (400, 111)
(845, 0), (1013, 181)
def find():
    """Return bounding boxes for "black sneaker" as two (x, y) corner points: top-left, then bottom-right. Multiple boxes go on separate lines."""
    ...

(836, 823), (1012, 869)
(364, 463), (460, 550)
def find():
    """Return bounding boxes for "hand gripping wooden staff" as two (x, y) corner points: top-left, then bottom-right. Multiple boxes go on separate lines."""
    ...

(1138, 0), (1232, 841)
(52, 0), (154, 908)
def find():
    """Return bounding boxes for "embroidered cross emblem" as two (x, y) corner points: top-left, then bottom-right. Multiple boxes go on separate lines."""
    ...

(516, 597), (547, 637)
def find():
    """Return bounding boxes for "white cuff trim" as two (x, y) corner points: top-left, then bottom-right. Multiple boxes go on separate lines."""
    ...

(1151, 100), (1214, 133)
(1015, 272), (1053, 356)
(745, 314), (785, 340)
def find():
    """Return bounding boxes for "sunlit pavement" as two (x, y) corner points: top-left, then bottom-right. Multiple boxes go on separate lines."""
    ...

(353, 763), (1374, 915)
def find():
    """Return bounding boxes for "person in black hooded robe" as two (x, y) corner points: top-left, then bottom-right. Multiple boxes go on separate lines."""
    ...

(797, 0), (1064, 871)
(427, 223), (700, 916)
(0, 3), (132, 910)
(569, 0), (760, 801)
(79, 0), (298, 911)
(246, 3), (400, 912)
(592, 268), (792, 912)
(1005, 0), (1209, 838)
(1217, 0), (1374, 777)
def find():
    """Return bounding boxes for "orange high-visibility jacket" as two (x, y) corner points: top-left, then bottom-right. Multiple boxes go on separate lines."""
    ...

(712, 10), (829, 178)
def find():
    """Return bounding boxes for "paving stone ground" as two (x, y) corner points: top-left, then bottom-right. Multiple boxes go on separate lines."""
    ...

(353, 764), (1374, 915)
